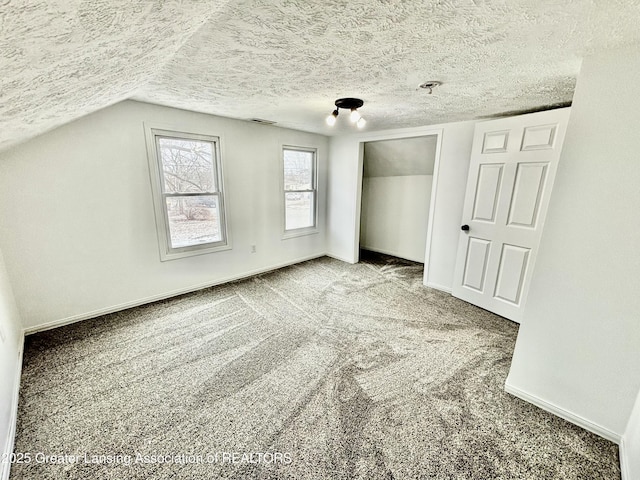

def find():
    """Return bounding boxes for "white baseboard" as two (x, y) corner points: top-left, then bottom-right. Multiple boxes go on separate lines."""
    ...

(2, 334), (24, 480)
(25, 253), (327, 335)
(425, 281), (453, 294)
(504, 381), (621, 444)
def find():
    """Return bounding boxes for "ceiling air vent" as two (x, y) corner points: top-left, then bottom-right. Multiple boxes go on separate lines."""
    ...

(247, 118), (277, 125)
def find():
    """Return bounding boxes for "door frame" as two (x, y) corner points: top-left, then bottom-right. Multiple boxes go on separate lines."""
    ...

(353, 127), (443, 284)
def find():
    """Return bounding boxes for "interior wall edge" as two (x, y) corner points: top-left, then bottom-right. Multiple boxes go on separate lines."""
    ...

(24, 252), (327, 335)
(619, 437), (630, 480)
(1, 334), (24, 480)
(423, 132), (445, 288)
(620, 387), (640, 480)
(505, 379), (622, 444)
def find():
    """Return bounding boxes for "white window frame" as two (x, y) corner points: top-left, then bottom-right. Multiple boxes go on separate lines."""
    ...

(282, 145), (318, 239)
(144, 124), (231, 261)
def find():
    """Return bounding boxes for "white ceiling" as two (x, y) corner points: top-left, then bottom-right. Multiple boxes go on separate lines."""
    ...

(2, 0), (640, 152)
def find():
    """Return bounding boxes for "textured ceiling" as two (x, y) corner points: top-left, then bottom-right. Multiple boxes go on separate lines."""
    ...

(0, 0), (231, 151)
(2, 1), (640, 151)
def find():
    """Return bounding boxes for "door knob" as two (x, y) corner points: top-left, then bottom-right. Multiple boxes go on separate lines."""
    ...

(461, 225), (470, 231)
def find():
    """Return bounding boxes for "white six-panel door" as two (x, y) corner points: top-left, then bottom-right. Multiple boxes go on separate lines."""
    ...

(452, 108), (571, 323)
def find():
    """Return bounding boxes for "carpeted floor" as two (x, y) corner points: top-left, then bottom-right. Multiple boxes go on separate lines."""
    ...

(11, 252), (620, 479)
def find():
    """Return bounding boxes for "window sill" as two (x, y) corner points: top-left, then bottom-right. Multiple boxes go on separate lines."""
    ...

(282, 228), (319, 240)
(159, 242), (232, 262)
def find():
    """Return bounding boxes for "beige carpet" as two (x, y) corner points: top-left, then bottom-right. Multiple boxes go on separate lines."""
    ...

(11, 252), (620, 479)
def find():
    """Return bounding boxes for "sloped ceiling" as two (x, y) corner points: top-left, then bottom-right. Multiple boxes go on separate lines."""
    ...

(0, 0), (231, 151)
(2, 0), (640, 152)
(364, 136), (438, 177)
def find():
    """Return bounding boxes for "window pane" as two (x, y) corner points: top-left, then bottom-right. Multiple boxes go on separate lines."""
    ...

(158, 138), (217, 194)
(284, 149), (313, 191)
(285, 192), (314, 230)
(165, 195), (222, 248)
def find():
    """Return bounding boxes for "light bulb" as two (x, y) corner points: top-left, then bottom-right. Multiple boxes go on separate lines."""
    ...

(350, 109), (361, 123)
(356, 117), (366, 129)
(326, 109), (338, 126)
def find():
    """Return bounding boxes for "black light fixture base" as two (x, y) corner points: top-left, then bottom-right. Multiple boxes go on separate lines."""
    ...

(418, 81), (442, 94)
(335, 98), (364, 110)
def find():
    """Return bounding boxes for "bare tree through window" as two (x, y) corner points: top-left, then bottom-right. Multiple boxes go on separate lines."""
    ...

(283, 148), (316, 231)
(155, 136), (225, 249)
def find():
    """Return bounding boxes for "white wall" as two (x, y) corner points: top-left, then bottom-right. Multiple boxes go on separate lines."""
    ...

(327, 136), (362, 263)
(423, 122), (475, 291)
(622, 390), (640, 479)
(0, 246), (23, 479)
(506, 46), (640, 441)
(0, 100), (328, 330)
(360, 176), (432, 262)
(327, 121), (475, 291)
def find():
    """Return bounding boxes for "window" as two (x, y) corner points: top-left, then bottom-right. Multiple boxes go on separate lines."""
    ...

(283, 146), (317, 235)
(146, 127), (229, 260)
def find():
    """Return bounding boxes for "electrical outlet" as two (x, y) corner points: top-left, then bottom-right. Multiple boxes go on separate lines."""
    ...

(250, 245), (257, 253)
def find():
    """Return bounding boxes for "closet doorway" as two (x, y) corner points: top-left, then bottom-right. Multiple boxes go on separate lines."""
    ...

(359, 135), (438, 263)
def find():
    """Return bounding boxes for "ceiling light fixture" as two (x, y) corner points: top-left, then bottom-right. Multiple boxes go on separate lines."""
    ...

(326, 108), (339, 126)
(418, 81), (442, 94)
(326, 98), (366, 129)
